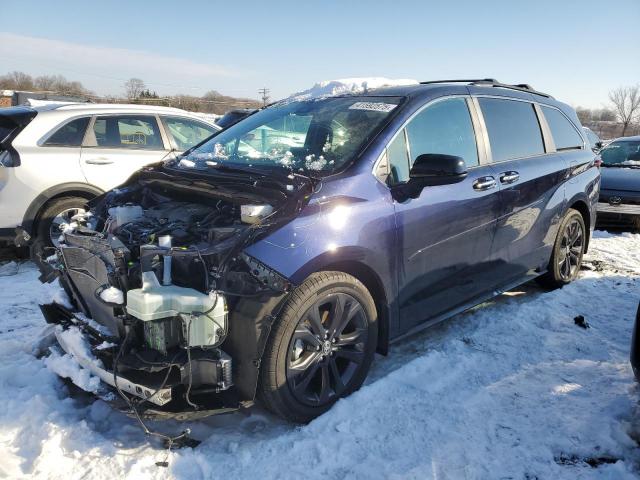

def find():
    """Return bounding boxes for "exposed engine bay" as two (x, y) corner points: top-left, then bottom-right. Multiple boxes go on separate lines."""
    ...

(38, 167), (312, 418)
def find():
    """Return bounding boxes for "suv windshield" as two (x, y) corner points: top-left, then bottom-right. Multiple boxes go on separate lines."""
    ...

(173, 96), (403, 176)
(600, 140), (640, 166)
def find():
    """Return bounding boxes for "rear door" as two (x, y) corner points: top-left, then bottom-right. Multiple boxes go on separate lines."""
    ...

(477, 96), (569, 283)
(387, 96), (503, 330)
(80, 114), (168, 189)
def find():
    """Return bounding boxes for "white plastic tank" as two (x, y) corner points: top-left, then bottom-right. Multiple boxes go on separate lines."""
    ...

(126, 273), (227, 348)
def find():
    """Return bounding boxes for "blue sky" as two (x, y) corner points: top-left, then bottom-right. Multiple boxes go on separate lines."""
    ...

(1, 0), (638, 108)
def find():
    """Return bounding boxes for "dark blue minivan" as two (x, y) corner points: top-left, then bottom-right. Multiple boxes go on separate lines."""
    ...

(40, 79), (599, 423)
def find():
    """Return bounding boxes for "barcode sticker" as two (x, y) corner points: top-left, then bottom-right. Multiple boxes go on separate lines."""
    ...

(348, 102), (397, 113)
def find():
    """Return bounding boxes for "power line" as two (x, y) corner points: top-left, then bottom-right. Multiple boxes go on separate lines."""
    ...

(258, 87), (270, 107)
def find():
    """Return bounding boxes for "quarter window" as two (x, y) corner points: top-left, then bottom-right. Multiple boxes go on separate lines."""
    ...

(44, 117), (90, 146)
(542, 106), (583, 151)
(91, 115), (163, 149)
(479, 98), (544, 162)
(386, 131), (410, 184)
(163, 117), (217, 151)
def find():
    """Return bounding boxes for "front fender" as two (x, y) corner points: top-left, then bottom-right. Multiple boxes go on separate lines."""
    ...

(245, 173), (396, 290)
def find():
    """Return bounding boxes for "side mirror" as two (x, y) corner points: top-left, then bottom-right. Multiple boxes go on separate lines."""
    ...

(409, 154), (468, 186)
(391, 154), (468, 201)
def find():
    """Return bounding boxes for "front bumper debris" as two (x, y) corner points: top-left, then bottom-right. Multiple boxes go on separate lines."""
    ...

(53, 325), (173, 406)
(39, 302), (241, 417)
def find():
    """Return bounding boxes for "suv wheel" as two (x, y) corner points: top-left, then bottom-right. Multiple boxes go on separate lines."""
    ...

(537, 208), (585, 288)
(36, 196), (88, 249)
(259, 272), (378, 423)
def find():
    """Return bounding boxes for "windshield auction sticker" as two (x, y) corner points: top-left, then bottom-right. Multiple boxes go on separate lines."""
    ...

(348, 102), (397, 113)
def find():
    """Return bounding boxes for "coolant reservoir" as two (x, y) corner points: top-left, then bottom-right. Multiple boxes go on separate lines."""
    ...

(126, 275), (227, 348)
(108, 205), (143, 230)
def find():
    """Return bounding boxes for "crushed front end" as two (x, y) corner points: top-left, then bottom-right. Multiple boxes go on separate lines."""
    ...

(38, 166), (311, 418)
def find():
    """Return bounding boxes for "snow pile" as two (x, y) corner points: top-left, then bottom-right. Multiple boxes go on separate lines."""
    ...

(99, 286), (124, 305)
(0, 261), (19, 277)
(288, 77), (418, 101)
(44, 326), (106, 393)
(0, 232), (640, 478)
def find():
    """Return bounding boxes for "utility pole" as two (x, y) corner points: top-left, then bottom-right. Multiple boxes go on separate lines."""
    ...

(259, 87), (270, 107)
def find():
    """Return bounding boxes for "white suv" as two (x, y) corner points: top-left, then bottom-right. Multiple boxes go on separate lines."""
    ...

(0, 102), (220, 248)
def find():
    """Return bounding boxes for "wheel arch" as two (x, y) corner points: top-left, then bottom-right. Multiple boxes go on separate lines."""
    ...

(567, 198), (591, 252)
(318, 260), (390, 355)
(22, 182), (104, 236)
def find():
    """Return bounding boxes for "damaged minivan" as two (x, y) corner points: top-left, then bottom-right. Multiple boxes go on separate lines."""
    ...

(38, 79), (599, 423)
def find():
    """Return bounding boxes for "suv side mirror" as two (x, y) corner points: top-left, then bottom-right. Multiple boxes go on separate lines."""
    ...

(409, 153), (468, 186)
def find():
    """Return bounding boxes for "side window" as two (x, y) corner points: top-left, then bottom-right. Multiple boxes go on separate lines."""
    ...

(164, 117), (217, 151)
(542, 106), (583, 151)
(92, 115), (163, 149)
(479, 98), (544, 162)
(44, 117), (90, 147)
(405, 98), (479, 170)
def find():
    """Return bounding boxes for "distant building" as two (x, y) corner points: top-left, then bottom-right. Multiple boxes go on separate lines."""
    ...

(0, 90), (12, 108)
(0, 90), (90, 107)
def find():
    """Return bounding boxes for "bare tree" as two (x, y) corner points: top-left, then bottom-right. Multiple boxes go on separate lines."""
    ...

(123, 78), (146, 100)
(609, 85), (640, 136)
(0, 71), (35, 90)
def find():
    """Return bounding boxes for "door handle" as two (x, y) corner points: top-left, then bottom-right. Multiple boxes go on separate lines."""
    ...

(499, 171), (520, 184)
(472, 176), (497, 191)
(84, 158), (114, 165)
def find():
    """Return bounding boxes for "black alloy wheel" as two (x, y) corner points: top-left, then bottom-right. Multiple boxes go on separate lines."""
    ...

(286, 292), (368, 406)
(537, 208), (586, 288)
(558, 216), (584, 281)
(259, 271), (377, 423)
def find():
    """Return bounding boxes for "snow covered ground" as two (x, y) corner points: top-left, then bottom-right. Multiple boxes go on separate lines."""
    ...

(1, 231), (640, 479)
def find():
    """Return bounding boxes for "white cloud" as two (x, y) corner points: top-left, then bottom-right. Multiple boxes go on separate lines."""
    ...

(0, 32), (236, 94)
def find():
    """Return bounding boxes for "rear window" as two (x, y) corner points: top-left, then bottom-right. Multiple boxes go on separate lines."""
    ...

(0, 108), (38, 166)
(44, 117), (90, 147)
(479, 98), (545, 162)
(542, 106), (583, 151)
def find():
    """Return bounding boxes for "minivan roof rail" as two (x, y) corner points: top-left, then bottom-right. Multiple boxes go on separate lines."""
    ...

(419, 79), (553, 99)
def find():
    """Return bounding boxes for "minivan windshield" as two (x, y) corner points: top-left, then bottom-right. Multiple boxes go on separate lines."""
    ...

(172, 96), (403, 176)
(600, 140), (640, 167)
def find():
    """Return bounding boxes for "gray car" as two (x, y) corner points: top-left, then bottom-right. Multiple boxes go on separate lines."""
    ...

(596, 136), (640, 230)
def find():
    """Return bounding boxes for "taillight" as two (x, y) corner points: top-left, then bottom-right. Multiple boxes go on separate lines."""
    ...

(594, 156), (602, 168)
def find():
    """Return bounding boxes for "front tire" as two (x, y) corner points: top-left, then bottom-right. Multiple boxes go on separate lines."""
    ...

(537, 208), (586, 288)
(259, 272), (378, 423)
(31, 196), (88, 261)
(37, 197), (88, 246)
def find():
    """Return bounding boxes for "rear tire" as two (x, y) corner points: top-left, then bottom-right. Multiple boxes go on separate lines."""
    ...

(259, 272), (377, 423)
(537, 208), (585, 289)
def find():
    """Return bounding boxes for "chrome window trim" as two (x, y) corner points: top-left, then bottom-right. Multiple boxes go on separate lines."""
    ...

(533, 102), (556, 153)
